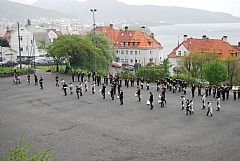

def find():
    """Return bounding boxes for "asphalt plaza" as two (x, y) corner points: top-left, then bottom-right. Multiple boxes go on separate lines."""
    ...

(0, 70), (240, 161)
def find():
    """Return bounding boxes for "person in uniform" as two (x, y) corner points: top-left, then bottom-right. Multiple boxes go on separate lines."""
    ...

(27, 75), (30, 85)
(39, 77), (43, 89)
(76, 85), (80, 99)
(136, 87), (141, 102)
(201, 94), (206, 109)
(79, 83), (83, 96)
(198, 84), (202, 96)
(206, 101), (213, 116)
(72, 72), (75, 82)
(136, 77), (140, 86)
(191, 84), (196, 98)
(91, 83), (96, 94)
(110, 85), (114, 100)
(181, 96), (185, 110)
(185, 99), (190, 115)
(131, 77), (135, 87)
(189, 100), (194, 114)
(146, 79), (150, 90)
(63, 82), (68, 96)
(149, 92), (154, 110)
(101, 84), (106, 99)
(233, 89), (237, 100)
(140, 77), (144, 89)
(34, 74), (38, 85)
(69, 83), (73, 95)
(55, 75), (59, 87)
(216, 97), (221, 111)
(119, 90), (123, 105)
(84, 80), (88, 92)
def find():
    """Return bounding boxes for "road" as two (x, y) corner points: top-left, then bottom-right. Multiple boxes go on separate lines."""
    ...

(0, 70), (240, 161)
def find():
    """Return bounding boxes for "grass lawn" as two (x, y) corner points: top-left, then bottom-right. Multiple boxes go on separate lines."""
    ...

(0, 67), (31, 74)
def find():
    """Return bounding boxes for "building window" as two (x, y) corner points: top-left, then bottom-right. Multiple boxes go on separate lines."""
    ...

(130, 59), (133, 63)
(184, 51), (188, 55)
(125, 59), (128, 63)
(150, 51), (152, 54)
(121, 42), (124, 46)
(178, 51), (181, 56)
(135, 51), (138, 55)
(139, 51), (141, 55)
(116, 50), (118, 53)
(121, 50), (124, 54)
(121, 59), (125, 63)
(130, 51), (133, 55)
(126, 51), (128, 55)
(125, 42), (128, 47)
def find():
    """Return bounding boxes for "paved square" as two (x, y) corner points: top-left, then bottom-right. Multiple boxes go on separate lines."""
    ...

(0, 70), (240, 161)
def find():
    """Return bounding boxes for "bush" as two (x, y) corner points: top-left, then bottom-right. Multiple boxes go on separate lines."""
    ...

(119, 71), (135, 78)
(172, 73), (199, 85)
(1, 135), (52, 161)
(135, 66), (167, 82)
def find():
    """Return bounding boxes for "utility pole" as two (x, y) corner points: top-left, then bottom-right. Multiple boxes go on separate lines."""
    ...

(17, 22), (22, 69)
(90, 9), (97, 73)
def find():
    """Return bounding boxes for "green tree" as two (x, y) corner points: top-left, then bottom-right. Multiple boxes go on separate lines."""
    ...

(183, 52), (219, 78)
(0, 37), (9, 47)
(225, 56), (240, 86)
(85, 32), (116, 70)
(203, 60), (228, 85)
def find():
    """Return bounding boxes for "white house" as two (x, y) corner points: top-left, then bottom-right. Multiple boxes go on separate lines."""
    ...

(168, 35), (239, 74)
(46, 29), (62, 43)
(96, 25), (163, 66)
(0, 47), (17, 61)
(6, 20), (50, 58)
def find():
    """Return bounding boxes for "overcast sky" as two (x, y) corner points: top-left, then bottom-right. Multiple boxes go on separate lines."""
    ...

(9, 0), (240, 17)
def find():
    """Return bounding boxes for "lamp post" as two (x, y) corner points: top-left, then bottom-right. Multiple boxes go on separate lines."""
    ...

(0, 46), (2, 62)
(90, 8), (97, 73)
(17, 22), (22, 69)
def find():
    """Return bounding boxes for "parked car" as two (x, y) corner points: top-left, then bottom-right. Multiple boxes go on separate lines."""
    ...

(124, 65), (135, 71)
(4, 60), (18, 67)
(111, 61), (122, 68)
(0, 60), (8, 66)
(34, 58), (49, 65)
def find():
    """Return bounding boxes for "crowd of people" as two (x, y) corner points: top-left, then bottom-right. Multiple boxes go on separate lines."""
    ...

(12, 71), (240, 116)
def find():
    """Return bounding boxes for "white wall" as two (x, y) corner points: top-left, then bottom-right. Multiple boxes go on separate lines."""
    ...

(10, 28), (46, 57)
(48, 30), (58, 43)
(117, 48), (162, 66)
(1, 47), (17, 61)
(176, 44), (189, 57)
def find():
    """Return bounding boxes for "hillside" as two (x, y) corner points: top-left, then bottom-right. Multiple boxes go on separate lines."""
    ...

(0, 0), (71, 20)
(34, 0), (240, 25)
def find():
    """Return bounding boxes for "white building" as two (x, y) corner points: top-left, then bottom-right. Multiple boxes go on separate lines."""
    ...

(0, 47), (17, 61)
(46, 29), (62, 43)
(6, 20), (50, 58)
(96, 25), (163, 66)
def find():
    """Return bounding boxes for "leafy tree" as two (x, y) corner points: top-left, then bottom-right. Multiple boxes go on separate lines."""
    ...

(203, 60), (228, 85)
(224, 55), (240, 86)
(85, 32), (116, 70)
(183, 52), (219, 78)
(0, 37), (9, 47)
(48, 34), (115, 73)
(162, 58), (171, 77)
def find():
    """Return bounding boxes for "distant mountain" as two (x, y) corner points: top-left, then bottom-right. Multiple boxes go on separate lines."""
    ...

(34, 0), (240, 25)
(0, 0), (71, 20)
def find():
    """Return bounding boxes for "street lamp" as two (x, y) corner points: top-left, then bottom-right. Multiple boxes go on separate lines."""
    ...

(90, 8), (97, 73)
(0, 46), (2, 62)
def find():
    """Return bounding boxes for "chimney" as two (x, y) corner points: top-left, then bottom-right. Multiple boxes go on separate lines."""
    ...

(124, 26), (128, 31)
(27, 19), (31, 26)
(238, 42), (240, 48)
(183, 35), (188, 41)
(202, 35), (207, 40)
(222, 36), (228, 42)
(150, 33), (154, 38)
(110, 24), (113, 29)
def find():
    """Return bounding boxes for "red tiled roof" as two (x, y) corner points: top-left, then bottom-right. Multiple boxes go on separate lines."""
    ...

(95, 26), (163, 49)
(3, 30), (15, 43)
(168, 38), (238, 60)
